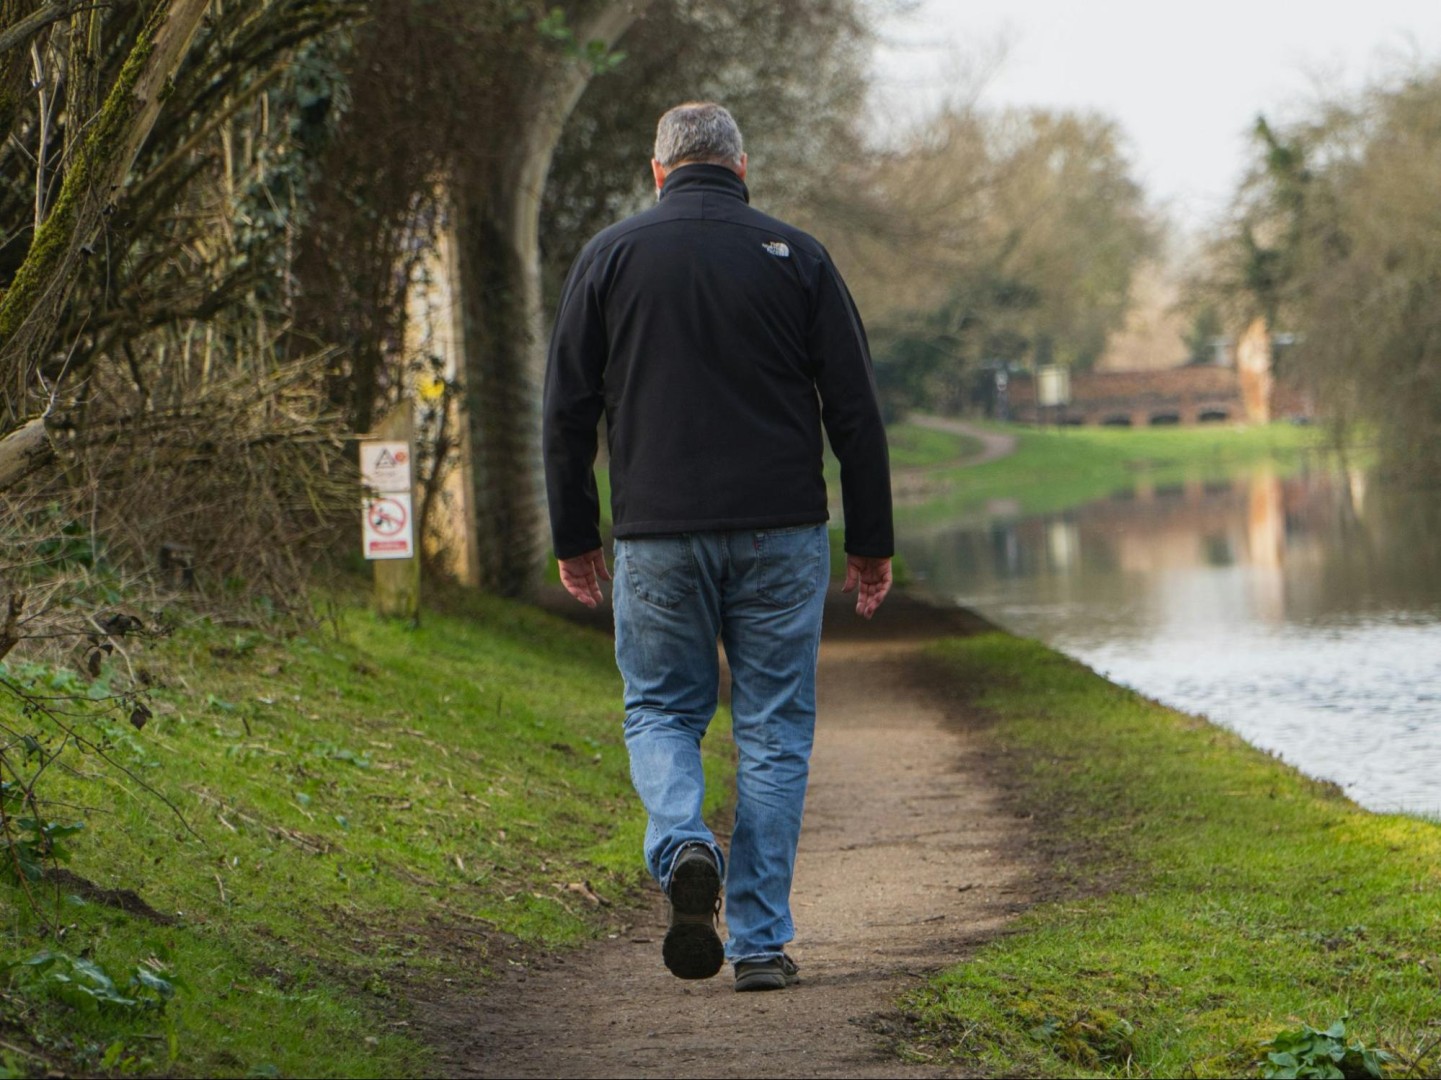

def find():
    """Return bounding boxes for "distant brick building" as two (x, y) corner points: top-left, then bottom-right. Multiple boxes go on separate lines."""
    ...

(1006, 320), (1312, 427)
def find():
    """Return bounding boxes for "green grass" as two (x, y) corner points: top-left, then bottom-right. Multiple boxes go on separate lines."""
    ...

(896, 421), (1325, 526)
(1, 591), (731, 1077)
(901, 634), (1441, 1078)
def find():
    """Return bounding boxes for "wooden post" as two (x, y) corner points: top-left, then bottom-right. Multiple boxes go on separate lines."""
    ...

(371, 409), (420, 623)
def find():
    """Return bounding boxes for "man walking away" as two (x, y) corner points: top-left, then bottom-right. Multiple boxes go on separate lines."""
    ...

(543, 102), (893, 992)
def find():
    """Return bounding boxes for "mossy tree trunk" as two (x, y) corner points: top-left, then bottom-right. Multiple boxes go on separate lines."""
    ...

(456, 166), (547, 598)
(0, 0), (209, 434)
(455, 0), (647, 597)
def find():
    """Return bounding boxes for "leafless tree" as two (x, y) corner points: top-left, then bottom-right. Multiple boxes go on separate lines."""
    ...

(1207, 63), (1441, 482)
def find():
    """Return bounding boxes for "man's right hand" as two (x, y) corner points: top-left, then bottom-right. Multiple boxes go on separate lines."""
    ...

(559, 548), (611, 608)
(842, 555), (892, 619)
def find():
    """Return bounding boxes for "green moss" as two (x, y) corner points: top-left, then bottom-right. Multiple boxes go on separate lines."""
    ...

(0, 6), (159, 344)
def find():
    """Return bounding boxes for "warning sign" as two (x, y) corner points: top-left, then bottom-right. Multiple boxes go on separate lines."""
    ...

(363, 492), (415, 560)
(360, 437), (415, 561)
(361, 441), (412, 493)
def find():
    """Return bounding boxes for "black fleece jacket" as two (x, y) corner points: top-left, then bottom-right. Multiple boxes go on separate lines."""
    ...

(543, 164), (892, 561)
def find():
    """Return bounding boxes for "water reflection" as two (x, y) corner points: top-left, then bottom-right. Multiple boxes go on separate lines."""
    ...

(903, 465), (1441, 815)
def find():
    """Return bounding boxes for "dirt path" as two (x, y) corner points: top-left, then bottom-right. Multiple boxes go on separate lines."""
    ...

(906, 414), (1017, 468)
(892, 415), (1017, 508)
(428, 596), (1032, 1078)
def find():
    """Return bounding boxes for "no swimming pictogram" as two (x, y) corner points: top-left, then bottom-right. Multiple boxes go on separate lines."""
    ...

(361, 490), (415, 560)
(360, 437), (416, 560)
(368, 497), (407, 536)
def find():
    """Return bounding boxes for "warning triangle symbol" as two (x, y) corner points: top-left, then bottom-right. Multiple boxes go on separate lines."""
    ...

(375, 449), (397, 469)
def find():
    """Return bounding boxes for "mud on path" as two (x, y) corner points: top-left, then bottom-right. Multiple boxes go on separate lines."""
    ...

(426, 595), (1034, 1078)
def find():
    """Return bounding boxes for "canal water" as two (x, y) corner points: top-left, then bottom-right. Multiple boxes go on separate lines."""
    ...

(900, 462), (1441, 816)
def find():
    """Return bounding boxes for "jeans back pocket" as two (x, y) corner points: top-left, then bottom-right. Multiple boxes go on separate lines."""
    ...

(620, 536), (698, 610)
(753, 525), (826, 609)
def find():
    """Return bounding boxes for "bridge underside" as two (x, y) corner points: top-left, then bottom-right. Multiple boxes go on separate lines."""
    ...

(1032, 398), (1242, 427)
(1006, 366), (1286, 427)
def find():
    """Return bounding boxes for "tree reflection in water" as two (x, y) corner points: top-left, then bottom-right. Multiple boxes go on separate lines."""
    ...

(902, 467), (1441, 815)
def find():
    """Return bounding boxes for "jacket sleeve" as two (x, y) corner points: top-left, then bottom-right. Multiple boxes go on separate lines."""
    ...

(807, 250), (894, 558)
(543, 251), (608, 559)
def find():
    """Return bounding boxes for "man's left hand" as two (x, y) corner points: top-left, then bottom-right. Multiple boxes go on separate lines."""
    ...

(559, 548), (611, 608)
(842, 555), (893, 619)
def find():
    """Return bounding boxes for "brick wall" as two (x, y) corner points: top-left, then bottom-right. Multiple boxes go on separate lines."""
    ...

(1008, 366), (1248, 426)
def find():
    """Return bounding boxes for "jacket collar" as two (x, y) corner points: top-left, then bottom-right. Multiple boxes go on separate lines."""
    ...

(659, 163), (750, 204)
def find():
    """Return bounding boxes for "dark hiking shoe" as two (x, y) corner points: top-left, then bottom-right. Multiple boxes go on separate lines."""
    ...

(662, 846), (724, 980)
(733, 953), (800, 992)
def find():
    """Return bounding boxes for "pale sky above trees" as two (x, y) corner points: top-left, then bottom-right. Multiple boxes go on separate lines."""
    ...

(871, 0), (1441, 232)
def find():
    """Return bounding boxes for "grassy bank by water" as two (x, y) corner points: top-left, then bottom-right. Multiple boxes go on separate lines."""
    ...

(902, 634), (1441, 1078)
(1, 592), (729, 1077)
(897, 421), (1324, 526)
(886, 421), (985, 469)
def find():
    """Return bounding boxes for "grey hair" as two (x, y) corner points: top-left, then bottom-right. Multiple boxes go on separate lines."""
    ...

(653, 102), (744, 168)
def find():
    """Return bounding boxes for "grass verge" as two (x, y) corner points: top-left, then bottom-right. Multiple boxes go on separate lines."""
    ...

(885, 421), (985, 470)
(900, 633), (1441, 1078)
(1, 590), (729, 1077)
(896, 421), (1326, 526)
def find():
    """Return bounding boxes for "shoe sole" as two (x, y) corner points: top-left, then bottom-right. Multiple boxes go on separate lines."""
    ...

(663, 922), (725, 980)
(663, 854), (723, 980)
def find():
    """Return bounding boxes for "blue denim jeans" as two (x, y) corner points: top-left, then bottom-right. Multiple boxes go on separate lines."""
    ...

(613, 524), (829, 963)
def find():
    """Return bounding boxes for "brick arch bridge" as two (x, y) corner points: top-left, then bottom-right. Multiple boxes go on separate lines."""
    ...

(1005, 362), (1312, 427)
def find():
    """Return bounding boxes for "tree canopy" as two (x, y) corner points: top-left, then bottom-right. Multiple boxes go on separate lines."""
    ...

(1205, 64), (1441, 482)
(833, 104), (1156, 414)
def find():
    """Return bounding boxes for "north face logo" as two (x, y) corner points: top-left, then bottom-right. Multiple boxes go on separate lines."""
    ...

(762, 240), (790, 258)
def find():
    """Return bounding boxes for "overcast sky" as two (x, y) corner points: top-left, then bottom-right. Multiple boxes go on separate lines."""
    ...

(869, 0), (1441, 233)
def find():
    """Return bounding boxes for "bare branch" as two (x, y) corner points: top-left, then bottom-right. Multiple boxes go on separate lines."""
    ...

(0, 0), (212, 425)
(0, 0), (95, 59)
